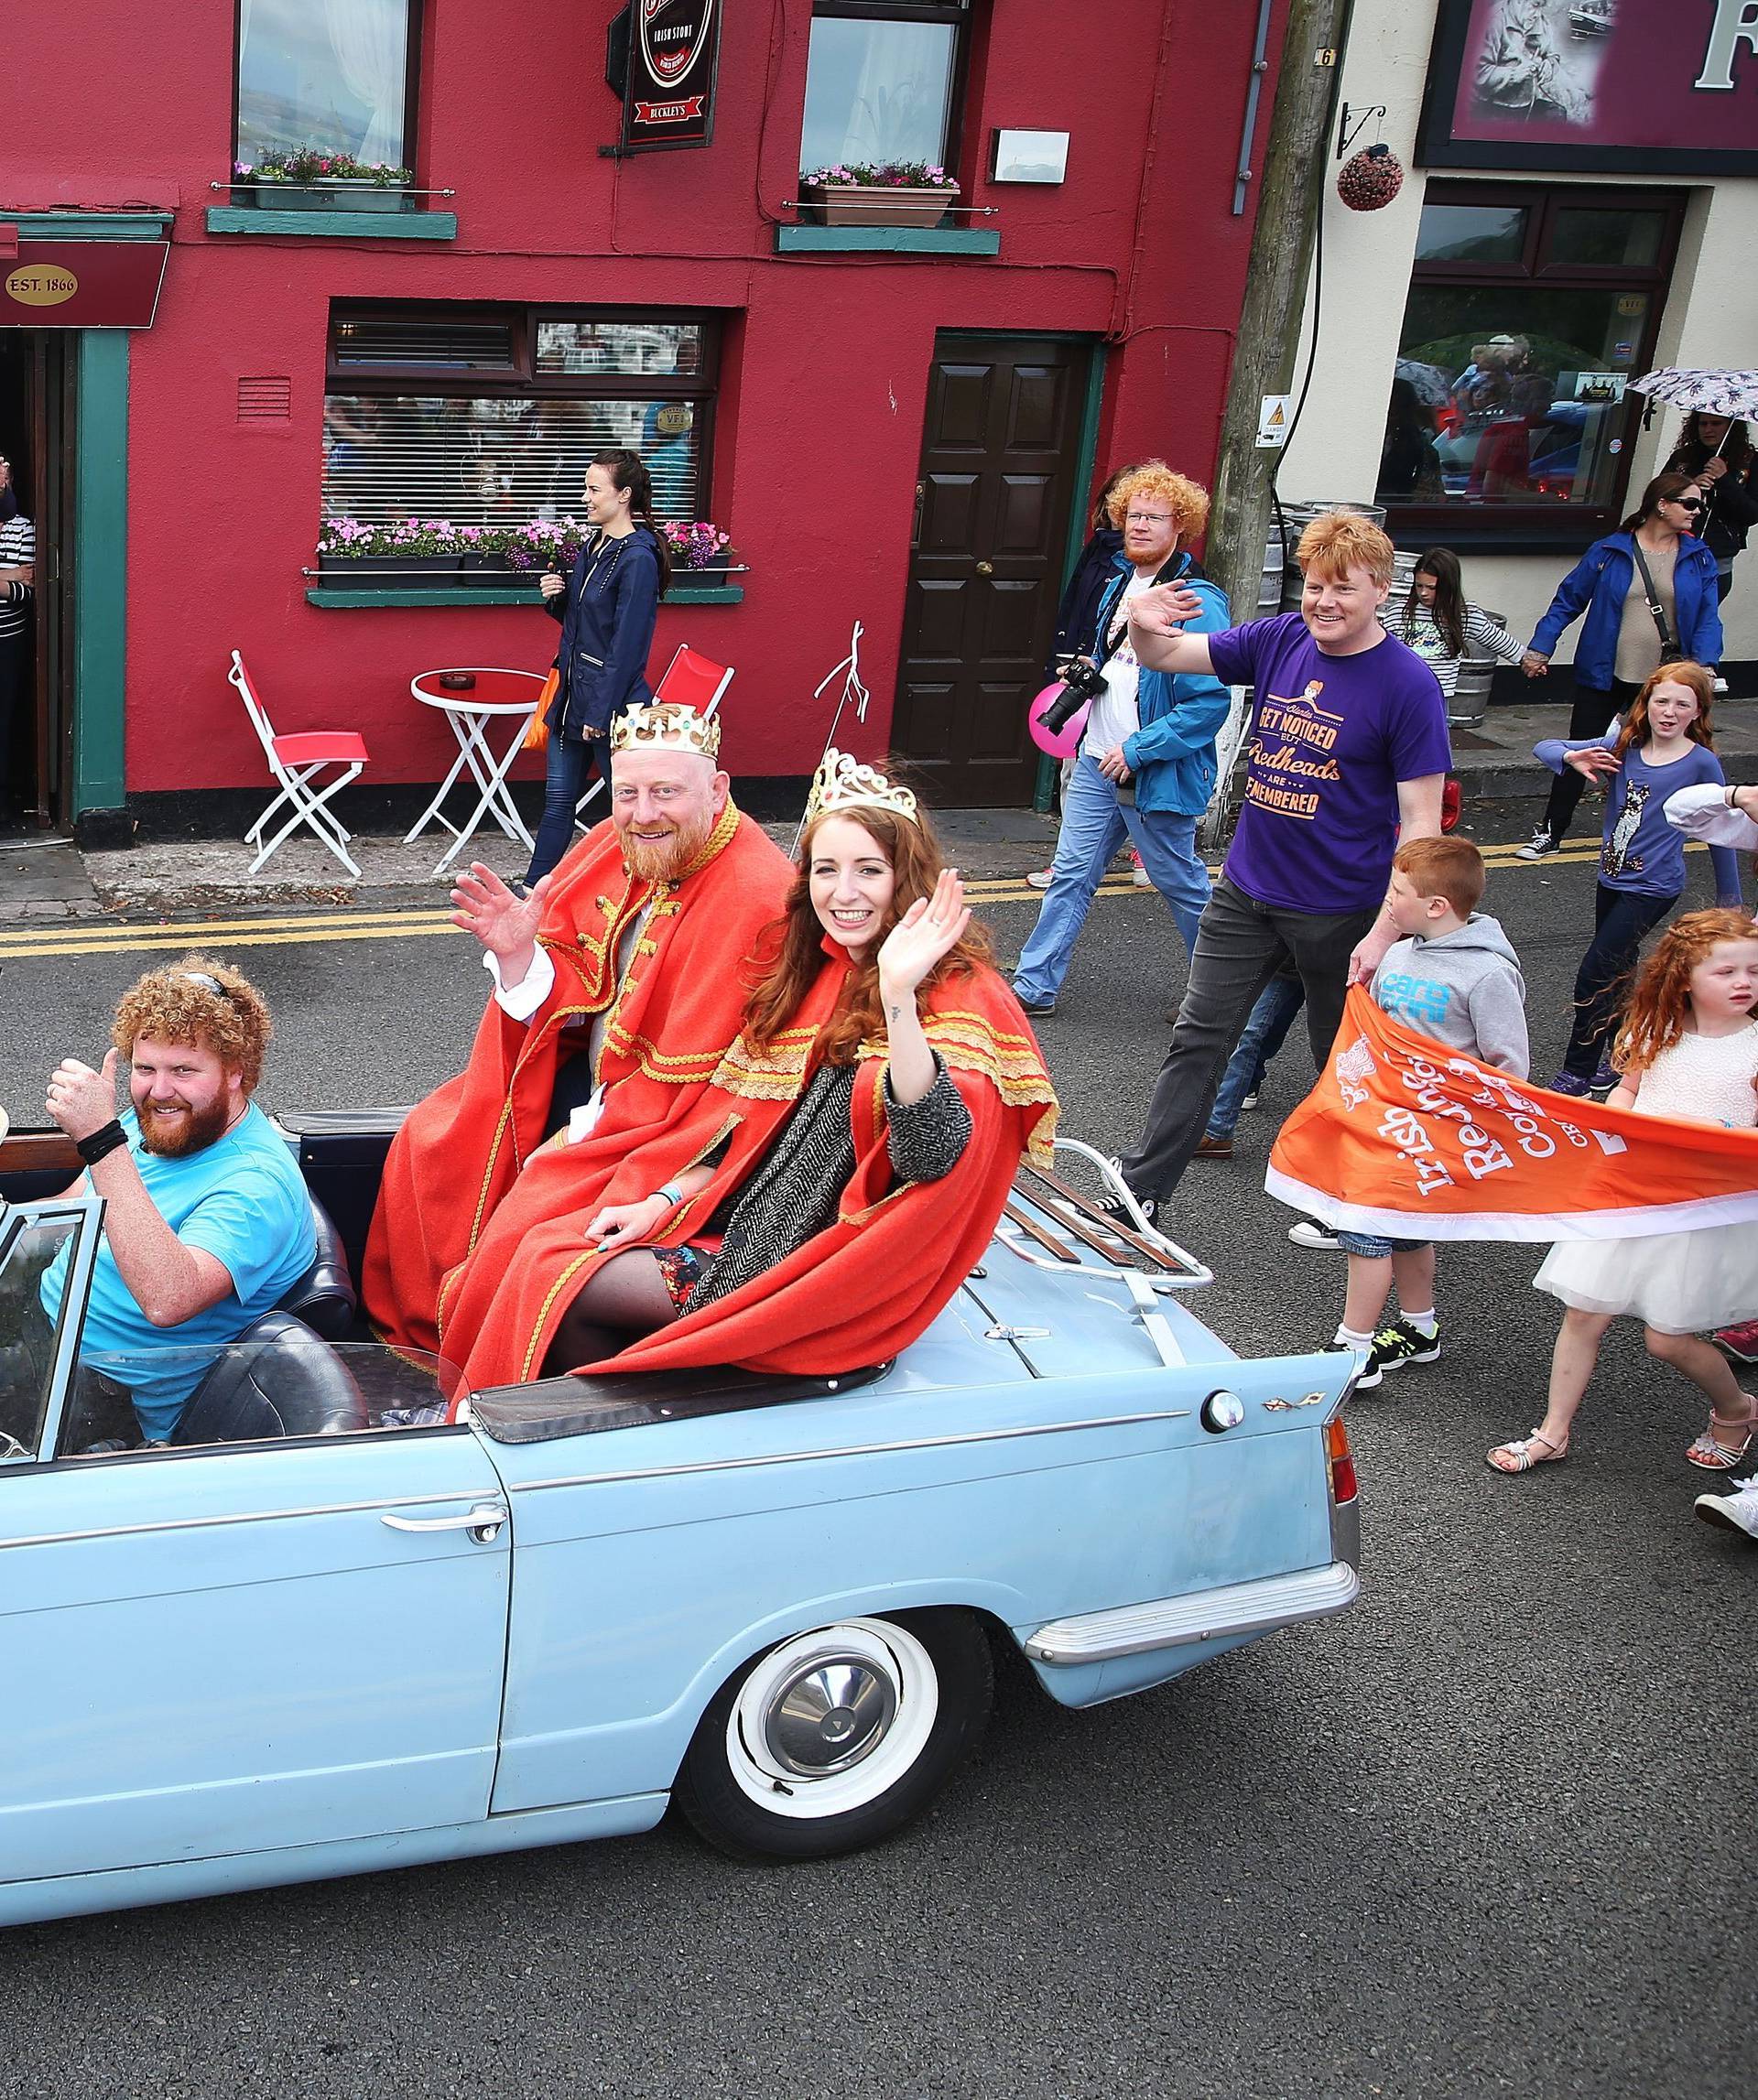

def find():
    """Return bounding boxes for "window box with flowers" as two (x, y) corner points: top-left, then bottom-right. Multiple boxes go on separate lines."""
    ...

(659, 520), (734, 581)
(235, 151), (415, 212)
(799, 162), (958, 229)
(317, 518), (463, 587)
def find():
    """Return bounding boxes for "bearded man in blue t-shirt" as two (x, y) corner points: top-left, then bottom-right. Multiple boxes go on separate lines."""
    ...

(40, 959), (316, 1445)
(1107, 509), (1452, 1223)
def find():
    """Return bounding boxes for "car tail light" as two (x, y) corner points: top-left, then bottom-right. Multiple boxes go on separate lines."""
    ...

(1326, 1416), (1358, 1504)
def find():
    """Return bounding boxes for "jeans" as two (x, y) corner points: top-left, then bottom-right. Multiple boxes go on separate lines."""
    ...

(1542, 679), (1639, 845)
(1119, 876), (1380, 1199)
(1338, 1229), (1428, 1258)
(1204, 972), (1306, 1141)
(1013, 752), (1212, 1003)
(526, 731), (606, 885)
(1562, 882), (1677, 1077)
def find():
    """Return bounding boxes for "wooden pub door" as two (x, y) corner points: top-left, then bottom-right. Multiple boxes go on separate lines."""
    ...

(894, 334), (1091, 806)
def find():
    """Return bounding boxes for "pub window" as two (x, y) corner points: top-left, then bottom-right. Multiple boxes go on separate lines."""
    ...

(321, 307), (718, 530)
(236, 0), (420, 169)
(799, 1), (971, 175)
(1379, 182), (1684, 538)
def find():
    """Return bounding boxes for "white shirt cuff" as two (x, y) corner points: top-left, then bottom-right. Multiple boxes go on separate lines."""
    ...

(483, 944), (555, 1021)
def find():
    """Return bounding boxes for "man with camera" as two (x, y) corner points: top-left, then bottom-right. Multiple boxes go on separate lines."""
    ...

(1012, 464), (1231, 1018)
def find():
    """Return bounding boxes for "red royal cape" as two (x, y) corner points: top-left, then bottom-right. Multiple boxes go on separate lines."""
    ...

(442, 949), (1058, 1392)
(364, 801), (793, 1358)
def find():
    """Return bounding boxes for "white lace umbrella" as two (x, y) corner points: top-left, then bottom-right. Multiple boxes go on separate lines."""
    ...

(1629, 369), (1758, 423)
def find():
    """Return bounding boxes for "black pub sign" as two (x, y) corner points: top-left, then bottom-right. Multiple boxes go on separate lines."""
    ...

(609, 0), (722, 153)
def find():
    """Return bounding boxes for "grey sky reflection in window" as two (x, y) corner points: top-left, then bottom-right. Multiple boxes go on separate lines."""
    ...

(236, 0), (413, 166)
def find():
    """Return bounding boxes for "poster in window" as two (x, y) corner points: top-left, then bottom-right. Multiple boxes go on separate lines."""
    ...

(1417, 0), (1758, 173)
(614, 0), (722, 153)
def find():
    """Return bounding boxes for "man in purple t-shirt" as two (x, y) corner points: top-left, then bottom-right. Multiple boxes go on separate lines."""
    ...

(1107, 510), (1452, 1219)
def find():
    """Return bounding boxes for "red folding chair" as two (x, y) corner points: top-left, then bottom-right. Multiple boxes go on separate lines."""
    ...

(229, 650), (370, 879)
(574, 644), (734, 831)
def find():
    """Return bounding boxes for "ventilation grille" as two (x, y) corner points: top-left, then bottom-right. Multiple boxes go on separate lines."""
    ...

(237, 376), (292, 423)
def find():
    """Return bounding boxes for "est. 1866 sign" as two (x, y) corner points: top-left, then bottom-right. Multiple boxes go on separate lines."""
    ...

(611, 0), (722, 154)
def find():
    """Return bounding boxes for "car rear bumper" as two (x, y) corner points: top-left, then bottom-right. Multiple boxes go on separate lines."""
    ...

(1022, 1560), (1359, 1665)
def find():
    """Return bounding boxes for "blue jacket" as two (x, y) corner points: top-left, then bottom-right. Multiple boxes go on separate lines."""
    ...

(1101, 556), (1232, 817)
(1529, 531), (1723, 690)
(545, 525), (661, 739)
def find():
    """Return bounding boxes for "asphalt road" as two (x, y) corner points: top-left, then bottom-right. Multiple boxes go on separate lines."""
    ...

(0, 808), (1751, 2100)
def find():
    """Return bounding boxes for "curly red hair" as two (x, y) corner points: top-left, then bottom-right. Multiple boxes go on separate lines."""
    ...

(1612, 909), (1758, 1076)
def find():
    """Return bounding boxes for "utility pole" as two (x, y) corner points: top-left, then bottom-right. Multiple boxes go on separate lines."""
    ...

(1205, 0), (1354, 628)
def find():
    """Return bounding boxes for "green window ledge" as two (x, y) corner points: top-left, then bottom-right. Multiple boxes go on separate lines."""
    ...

(206, 205), (458, 241)
(775, 224), (999, 255)
(305, 583), (744, 608)
(11, 211), (173, 241)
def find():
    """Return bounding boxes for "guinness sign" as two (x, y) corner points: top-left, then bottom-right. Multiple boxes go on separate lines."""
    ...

(612, 0), (722, 154)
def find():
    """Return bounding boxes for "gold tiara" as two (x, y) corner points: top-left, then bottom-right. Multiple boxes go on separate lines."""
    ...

(803, 749), (919, 828)
(610, 702), (722, 758)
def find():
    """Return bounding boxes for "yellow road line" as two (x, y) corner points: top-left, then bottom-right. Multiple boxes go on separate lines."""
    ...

(0, 839), (1659, 964)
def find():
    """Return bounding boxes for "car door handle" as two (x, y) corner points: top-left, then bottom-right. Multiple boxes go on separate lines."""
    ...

(382, 1502), (507, 1544)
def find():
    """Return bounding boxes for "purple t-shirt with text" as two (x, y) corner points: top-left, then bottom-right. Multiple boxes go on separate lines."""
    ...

(1208, 612), (1451, 914)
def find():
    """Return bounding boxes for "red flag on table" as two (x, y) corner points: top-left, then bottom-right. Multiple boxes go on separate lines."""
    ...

(1267, 987), (1758, 1243)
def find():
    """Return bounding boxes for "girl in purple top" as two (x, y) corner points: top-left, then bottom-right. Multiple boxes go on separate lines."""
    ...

(1536, 661), (1743, 1094)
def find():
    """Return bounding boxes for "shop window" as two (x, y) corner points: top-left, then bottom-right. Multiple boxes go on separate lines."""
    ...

(1381, 183), (1684, 540)
(322, 307), (717, 530)
(236, 0), (420, 168)
(799, 1), (970, 175)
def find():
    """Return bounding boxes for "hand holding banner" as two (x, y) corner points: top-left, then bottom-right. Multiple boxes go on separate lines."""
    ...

(1267, 987), (1758, 1243)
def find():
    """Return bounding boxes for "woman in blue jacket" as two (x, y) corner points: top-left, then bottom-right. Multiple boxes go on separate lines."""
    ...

(1012, 465), (1230, 1017)
(526, 449), (668, 884)
(1517, 470), (1722, 859)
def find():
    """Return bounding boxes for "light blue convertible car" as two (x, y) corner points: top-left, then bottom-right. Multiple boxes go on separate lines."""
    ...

(0, 1118), (1359, 1928)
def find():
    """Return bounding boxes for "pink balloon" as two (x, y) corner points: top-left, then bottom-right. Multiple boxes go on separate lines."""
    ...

(1028, 680), (1089, 759)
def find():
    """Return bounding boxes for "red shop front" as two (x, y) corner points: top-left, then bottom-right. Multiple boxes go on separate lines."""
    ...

(4, 0), (1293, 839)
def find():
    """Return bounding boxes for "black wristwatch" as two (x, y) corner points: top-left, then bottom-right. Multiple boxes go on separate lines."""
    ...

(75, 1119), (129, 1165)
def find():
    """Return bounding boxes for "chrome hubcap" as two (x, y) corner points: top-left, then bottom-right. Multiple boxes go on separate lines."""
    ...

(765, 1654), (897, 1776)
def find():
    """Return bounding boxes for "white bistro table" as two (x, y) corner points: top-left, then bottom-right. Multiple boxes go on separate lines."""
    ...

(405, 667), (548, 877)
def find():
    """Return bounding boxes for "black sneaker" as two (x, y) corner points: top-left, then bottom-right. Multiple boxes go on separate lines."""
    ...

(1514, 828), (1559, 861)
(1013, 987), (1058, 1016)
(1099, 1189), (1158, 1232)
(1364, 1316), (1441, 1382)
(1325, 1337), (1377, 1388)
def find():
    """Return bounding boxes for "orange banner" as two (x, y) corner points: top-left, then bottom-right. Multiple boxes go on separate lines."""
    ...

(1266, 987), (1758, 1242)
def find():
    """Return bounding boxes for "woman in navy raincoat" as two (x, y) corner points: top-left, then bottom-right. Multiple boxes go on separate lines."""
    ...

(526, 449), (668, 883)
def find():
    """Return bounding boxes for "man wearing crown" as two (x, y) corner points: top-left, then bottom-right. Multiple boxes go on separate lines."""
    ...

(364, 702), (793, 1360)
(434, 749), (1056, 1394)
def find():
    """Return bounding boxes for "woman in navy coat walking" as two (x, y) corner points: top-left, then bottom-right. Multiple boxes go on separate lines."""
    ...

(526, 448), (669, 883)
(1517, 470), (1722, 859)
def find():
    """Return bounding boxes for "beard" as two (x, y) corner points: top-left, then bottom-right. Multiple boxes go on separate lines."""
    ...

(618, 806), (714, 884)
(136, 1093), (234, 1158)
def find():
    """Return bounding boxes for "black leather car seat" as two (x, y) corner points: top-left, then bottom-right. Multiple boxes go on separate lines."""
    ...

(170, 1309), (369, 1445)
(275, 1192), (357, 1341)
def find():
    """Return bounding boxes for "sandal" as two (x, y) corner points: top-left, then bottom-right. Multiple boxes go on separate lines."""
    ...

(1487, 1427), (1569, 1475)
(1686, 1395), (1757, 1471)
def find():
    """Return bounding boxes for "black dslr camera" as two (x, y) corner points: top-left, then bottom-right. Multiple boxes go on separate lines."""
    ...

(1039, 655), (1107, 733)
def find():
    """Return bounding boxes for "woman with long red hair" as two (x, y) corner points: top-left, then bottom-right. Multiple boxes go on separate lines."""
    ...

(438, 752), (1057, 1391)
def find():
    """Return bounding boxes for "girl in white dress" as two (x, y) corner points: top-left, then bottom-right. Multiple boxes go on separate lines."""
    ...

(1489, 909), (1758, 1474)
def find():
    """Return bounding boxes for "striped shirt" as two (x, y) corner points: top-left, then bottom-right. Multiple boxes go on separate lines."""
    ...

(1395, 601), (1523, 701)
(0, 514), (35, 641)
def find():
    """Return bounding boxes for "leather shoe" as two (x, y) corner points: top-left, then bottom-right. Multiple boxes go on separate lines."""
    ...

(1193, 1134), (1232, 1160)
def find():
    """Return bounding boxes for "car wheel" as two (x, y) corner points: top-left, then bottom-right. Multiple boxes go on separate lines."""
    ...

(673, 1608), (993, 1861)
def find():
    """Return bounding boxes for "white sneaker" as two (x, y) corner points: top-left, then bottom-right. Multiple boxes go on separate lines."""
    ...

(1288, 1218), (1340, 1250)
(1132, 858), (1151, 888)
(1241, 1091), (1260, 1112)
(1713, 675), (1729, 698)
(1514, 828), (1559, 861)
(1026, 868), (1053, 890)
(1695, 1477), (1758, 1540)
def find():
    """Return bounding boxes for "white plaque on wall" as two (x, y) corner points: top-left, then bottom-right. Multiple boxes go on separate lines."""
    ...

(991, 130), (1069, 184)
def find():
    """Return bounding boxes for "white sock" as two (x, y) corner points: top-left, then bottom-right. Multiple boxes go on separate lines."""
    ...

(1334, 1324), (1373, 1348)
(1402, 1308), (1438, 1337)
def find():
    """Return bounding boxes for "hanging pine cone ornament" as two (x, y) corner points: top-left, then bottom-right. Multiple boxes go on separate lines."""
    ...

(1337, 144), (1404, 211)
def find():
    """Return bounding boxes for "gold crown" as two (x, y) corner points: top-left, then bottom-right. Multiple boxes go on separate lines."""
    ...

(803, 749), (919, 828)
(609, 702), (722, 758)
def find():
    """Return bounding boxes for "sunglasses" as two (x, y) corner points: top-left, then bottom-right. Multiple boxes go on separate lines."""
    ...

(1670, 495), (1705, 513)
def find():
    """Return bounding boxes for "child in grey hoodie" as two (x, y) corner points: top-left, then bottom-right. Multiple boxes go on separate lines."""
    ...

(1333, 836), (1529, 1387)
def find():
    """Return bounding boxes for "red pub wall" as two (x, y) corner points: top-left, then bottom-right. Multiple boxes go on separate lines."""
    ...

(5, 0), (1287, 804)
